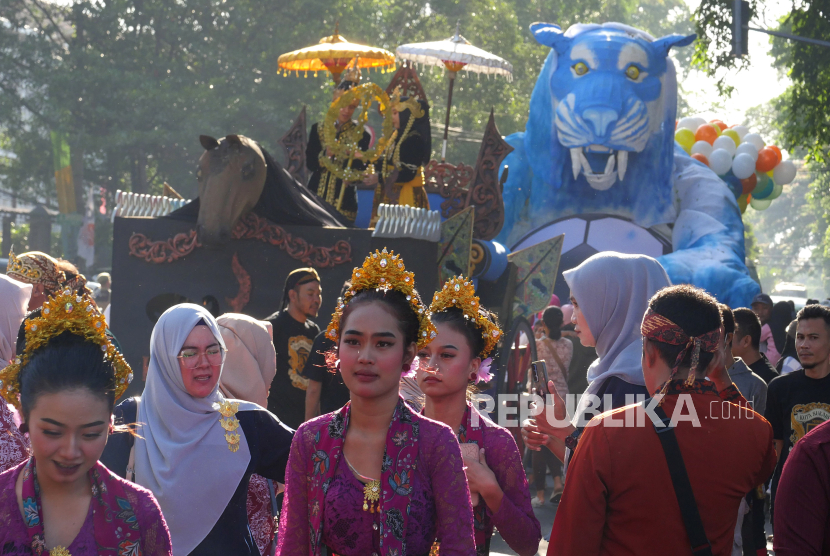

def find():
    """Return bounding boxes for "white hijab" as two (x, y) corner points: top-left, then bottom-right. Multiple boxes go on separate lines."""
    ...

(563, 252), (671, 421)
(0, 275), (32, 369)
(135, 303), (259, 555)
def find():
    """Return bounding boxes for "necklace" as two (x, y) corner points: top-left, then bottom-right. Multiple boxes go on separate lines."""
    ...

(344, 455), (380, 513)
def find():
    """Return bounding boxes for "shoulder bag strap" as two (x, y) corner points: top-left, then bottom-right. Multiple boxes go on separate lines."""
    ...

(650, 400), (713, 556)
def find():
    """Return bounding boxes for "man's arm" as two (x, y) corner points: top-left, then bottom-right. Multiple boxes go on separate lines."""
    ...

(773, 439), (783, 463)
(304, 379), (322, 422)
(547, 423), (609, 556)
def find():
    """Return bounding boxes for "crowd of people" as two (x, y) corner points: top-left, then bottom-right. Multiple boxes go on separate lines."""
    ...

(1, 245), (830, 556)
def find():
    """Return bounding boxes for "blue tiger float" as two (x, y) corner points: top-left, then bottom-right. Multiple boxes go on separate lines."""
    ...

(498, 22), (760, 307)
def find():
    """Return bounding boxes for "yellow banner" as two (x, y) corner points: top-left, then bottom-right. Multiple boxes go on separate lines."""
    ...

(55, 166), (76, 214)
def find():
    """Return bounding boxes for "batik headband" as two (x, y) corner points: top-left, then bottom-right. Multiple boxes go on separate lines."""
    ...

(6, 248), (65, 292)
(641, 307), (721, 392)
(281, 267), (321, 308)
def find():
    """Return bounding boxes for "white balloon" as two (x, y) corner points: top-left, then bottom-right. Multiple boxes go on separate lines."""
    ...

(691, 141), (714, 158)
(742, 133), (765, 151)
(732, 153), (756, 179)
(709, 149), (733, 176)
(773, 159), (797, 185)
(731, 125), (749, 141)
(735, 142), (759, 161)
(712, 135), (737, 156)
(678, 117), (698, 131)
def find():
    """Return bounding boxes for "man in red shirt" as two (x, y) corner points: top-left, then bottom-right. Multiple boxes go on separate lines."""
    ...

(538, 285), (777, 556)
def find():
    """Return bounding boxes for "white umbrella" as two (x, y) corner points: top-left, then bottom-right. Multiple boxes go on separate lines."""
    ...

(396, 23), (513, 161)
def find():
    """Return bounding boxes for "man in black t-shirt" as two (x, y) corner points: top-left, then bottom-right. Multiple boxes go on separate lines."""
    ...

(765, 304), (830, 523)
(304, 280), (352, 421)
(265, 268), (322, 429)
(303, 332), (351, 420)
(733, 308), (779, 384)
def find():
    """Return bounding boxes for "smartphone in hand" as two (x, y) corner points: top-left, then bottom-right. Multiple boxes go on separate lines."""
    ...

(531, 360), (550, 403)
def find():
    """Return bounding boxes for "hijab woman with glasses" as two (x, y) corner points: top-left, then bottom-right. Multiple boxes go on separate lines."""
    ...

(101, 303), (294, 556)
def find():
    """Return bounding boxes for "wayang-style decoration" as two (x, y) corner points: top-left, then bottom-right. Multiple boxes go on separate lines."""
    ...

(129, 213), (352, 268)
(278, 106), (309, 185)
(224, 253), (252, 313)
(385, 60), (428, 101)
(424, 110), (511, 240)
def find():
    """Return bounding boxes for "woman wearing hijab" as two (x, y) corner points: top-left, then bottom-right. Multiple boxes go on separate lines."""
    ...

(364, 95), (432, 221)
(522, 252), (672, 464)
(0, 275), (32, 472)
(217, 313), (279, 556)
(101, 304), (294, 556)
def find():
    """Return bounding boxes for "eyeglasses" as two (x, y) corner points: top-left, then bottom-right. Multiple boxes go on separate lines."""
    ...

(177, 347), (225, 369)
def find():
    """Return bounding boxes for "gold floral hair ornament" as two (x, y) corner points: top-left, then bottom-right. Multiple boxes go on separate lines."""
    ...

(327, 248), (436, 349)
(0, 289), (133, 409)
(429, 276), (502, 358)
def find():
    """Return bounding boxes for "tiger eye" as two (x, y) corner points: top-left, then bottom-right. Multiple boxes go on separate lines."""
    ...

(572, 62), (589, 76)
(625, 65), (640, 80)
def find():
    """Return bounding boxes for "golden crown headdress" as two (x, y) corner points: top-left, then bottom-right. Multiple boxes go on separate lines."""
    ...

(0, 289), (133, 409)
(327, 248), (436, 349)
(342, 56), (362, 85)
(387, 86), (424, 119)
(429, 276), (502, 358)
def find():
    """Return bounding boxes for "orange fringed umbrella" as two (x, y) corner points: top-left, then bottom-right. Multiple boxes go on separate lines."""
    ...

(278, 23), (396, 85)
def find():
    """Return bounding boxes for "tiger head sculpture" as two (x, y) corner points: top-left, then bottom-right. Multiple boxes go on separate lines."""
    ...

(514, 23), (695, 230)
(531, 22), (693, 190)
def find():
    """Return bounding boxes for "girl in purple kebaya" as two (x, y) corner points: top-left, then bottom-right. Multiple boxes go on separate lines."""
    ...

(418, 277), (541, 556)
(277, 250), (476, 556)
(0, 290), (171, 556)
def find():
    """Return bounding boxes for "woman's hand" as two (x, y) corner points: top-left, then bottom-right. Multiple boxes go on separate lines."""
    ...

(523, 380), (575, 447)
(464, 448), (503, 512)
(353, 150), (364, 160)
(363, 173), (379, 186)
(521, 420), (549, 451)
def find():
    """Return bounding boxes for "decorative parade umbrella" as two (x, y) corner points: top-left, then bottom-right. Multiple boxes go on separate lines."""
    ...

(396, 23), (513, 161)
(278, 23), (396, 85)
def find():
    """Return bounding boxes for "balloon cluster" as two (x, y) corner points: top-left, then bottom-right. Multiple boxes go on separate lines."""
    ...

(674, 117), (797, 213)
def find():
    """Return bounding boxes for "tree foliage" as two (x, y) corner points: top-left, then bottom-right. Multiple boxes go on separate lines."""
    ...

(693, 0), (830, 163)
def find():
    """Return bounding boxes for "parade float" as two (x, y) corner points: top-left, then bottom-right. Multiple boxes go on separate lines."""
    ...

(109, 22), (794, 416)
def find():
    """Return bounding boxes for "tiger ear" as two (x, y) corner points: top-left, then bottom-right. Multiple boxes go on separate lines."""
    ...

(652, 34), (696, 57)
(530, 22), (566, 52)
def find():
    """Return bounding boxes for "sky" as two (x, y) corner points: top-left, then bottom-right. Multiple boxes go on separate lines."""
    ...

(681, 0), (792, 128)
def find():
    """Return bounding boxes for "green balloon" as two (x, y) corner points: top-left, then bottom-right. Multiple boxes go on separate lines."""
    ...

(750, 197), (772, 211)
